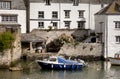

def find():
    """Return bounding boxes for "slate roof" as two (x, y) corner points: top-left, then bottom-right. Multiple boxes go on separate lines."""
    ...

(95, 1), (120, 15)
(29, 0), (118, 4)
(22, 33), (46, 43)
(0, 0), (26, 10)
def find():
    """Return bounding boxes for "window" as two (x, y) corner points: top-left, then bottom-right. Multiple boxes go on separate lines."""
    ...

(38, 22), (44, 28)
(64, 10), (71, 18)
(0, 1), (11, 9)
(45, 0), (51, 5)
(53, 22), (58, 29)
(52, 11), (58, 18)
(73, 0), (79, 6)
(77, 21), (85, 29)
(78, 10), (84, 18)
(2, 15), (17, 22)
(115, 3), (120, 12)
(38, 11), (44, 18)
(116, 36), (120, 43)
(64, 21), (71, 28)
(115, 21), (120, 28)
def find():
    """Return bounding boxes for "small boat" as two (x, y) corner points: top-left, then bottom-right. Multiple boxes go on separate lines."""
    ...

(36, 56), (86, 70)
(109, 52), (120, 66)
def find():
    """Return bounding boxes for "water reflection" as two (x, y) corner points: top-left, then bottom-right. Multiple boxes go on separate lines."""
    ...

(103, 61), (111, 70)
(0, 61), (120, 79)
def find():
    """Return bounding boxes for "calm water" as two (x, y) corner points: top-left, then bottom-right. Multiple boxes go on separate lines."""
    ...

(0, 61), (120, 79)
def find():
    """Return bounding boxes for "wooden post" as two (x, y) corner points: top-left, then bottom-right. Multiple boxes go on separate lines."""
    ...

(30, 42), (33, 53)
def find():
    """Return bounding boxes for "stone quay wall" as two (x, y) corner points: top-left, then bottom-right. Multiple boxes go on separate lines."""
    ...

(0, 27), (21, 68)
(29, 29), (103, 60)
(31, 29), (89, 44)
(58, 43), (103, 61)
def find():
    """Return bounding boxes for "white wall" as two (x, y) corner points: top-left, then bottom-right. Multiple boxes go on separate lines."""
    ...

(30, 3), (60, 31)
(30, 3), (102, 31)
(107, 15), (120, 57)
(60, 3), (89, 29)
(95, 14), (120, 58)
(95, 15), (106, 41)
(95, 15), (108, 58)
(0, 10), (26, 33)
(89, 4), (103, 30)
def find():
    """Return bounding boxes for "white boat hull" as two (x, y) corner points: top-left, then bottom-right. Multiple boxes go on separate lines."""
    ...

(109, 58), (120, 66)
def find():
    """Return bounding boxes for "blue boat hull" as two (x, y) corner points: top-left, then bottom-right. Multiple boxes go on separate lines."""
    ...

(37, 61), (83, 70)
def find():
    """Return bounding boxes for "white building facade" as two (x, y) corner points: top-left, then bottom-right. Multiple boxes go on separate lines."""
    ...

(30, 0), (105, 32)
(95, 1), (120, 58)
(0, 1), (26, 33)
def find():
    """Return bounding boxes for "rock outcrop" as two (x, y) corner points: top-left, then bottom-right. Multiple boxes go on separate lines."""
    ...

(0, 26), (21, 68)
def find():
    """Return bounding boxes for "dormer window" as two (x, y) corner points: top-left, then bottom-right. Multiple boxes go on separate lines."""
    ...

(46, 0), (51, 5)
(115, 3), (120, 12)
(0, 1), (11, 9)
(73, 0), (79, 6)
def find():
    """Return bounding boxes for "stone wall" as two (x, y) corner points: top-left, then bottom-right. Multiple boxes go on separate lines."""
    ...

(58, 43), (103, 60)
(31, 29), (89, 44)
(0, 27), (21, 68)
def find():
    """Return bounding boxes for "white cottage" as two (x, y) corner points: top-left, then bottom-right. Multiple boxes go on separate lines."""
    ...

(29, 0), (111, 32)
(0, 0), (26, 33)
(95, 1), (120, 58)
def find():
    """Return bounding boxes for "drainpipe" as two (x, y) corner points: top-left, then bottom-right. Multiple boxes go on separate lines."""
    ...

(105, 15), (108, 58)
(24, 0), (30, 33)
(88, 2), (90, 30)
(59, 0), (61, 29)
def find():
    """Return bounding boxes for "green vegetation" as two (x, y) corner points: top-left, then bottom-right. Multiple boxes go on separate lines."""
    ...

(0, 32), (15, 52)
(47, 26), (53, 32)
(58, 33), (74, 44)
(46, 33), (74, 52)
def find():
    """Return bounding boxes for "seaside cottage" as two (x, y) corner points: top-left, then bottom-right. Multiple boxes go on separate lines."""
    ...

(0, 0), (26, 68)
(95, 1), (120, 58)
(29, 0), (112, 32)
(0, 0), (26, 33)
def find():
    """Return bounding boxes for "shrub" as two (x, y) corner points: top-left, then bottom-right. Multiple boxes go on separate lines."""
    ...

(58, 33), (74, 44)
(46, 33), (74, 52)
(0, 32), (15, 52)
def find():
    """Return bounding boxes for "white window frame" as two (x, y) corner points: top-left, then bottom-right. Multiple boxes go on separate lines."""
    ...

(64, 21), (71, 28)
(78, 10), (85, 18)
(0, 1), (11, 9)
(53, 22), (58, 29)
(64, 10), (71, 18)
(38, 11), (44, 18)
(116, 36), (120, 43)
(77, 21), (85, 29)
(73, 0), (79, 6)
(38, 22), (44, 28)
(115, 21), (120, 29)
(52, 11), (58, 18)
(2, 15), (17, 22)
(45, 0), (51, 5)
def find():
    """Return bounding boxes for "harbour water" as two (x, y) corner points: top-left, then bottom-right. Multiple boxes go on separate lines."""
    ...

(0, 61), (120, 79)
